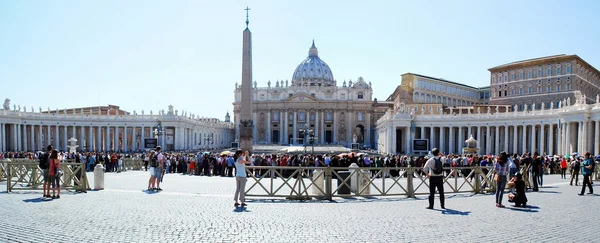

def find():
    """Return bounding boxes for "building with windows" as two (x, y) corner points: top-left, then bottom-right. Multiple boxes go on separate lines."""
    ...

(489, 54), (600, 110)
(397, 73), (490, 107)
(0, 101), (234, 152)
(232, 41), (384, 148)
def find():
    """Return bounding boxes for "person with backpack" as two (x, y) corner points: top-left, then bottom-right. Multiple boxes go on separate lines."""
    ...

(147, 150), (157, 191)
(494, 152), (509, 207)
(423, 148), (445, 210)
(39, 145), (53, 198)
(570, 157), (580, 186)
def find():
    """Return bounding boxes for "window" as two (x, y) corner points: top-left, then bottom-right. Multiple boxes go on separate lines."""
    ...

(557, 84), (561, 91)
(519, 88), (523, 94)
(260, 94), (265, 100)
(528, 87), (533, 93)
(519, 73), (523, 79)
(504, 74), (508, 81)
(499, 91), (502, 97)
(499, 76), (502, 82)
(567, 83), (571, 90)
(357, 92), (363, 99)
(567, 66), (572, 73)
(504, 90), (507, 96)
(528, 71), (533, 78)
(538, 69), (542, 77)
(511, 73), (515, 80)
(511, 89), (515, 95)
(537, 86), (541, 92)
(557, 67), (561, 75)
(547, 86), (551, 92)
(547, 69), (551, 76)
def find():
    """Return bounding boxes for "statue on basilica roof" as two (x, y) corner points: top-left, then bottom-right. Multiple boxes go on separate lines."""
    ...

(268, 80), (271, 87)
(276, 80), (279, 87)
(2, 98), (9, 110)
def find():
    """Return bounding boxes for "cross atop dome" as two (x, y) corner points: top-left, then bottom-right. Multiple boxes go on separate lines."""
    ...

(309, 39), (318, 57)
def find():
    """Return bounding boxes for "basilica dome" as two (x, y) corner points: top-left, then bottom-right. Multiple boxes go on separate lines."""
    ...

(291, 40), (335, 87)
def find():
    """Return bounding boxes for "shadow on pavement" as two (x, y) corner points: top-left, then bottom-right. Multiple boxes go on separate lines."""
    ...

(143, 190), (160, 194)
(233, 207), (251, 213)
(435, 208), (471, 216)
(506, 205), (539, 213)
(537, 191), (561, 194)
(23, 197), (52, 203)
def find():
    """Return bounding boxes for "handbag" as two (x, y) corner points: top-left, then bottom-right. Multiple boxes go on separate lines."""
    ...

(494, 174), (500, 182)
(55, 163), (63, 177)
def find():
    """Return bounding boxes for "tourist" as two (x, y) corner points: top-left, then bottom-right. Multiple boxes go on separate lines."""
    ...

(233, 150), (249, 207)
(49, 149), (61, 199)
(507, 172), (527, 207)
(39, 145), (53, 198)
(143, 154), (148, 171)
(570, 157), (580, 186)
(494, 152), (509, 208)
(530, 153), (541, 191)
(578, 152), (594, 196)
(147, 150), (156, 190)
(560, 157), (568, 179)
(423, 148), (445, 210)
(226, 155), (234, 177)
(155, 146), (165, 189)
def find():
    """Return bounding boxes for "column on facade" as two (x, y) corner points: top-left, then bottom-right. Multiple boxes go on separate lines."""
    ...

(0, 123), (4, 152)
(37, 125), (43, 151)
(252, 112), (258, 143)
(494, 126), (499, 155)
(71, 126), (76, 150)
(503, 126), (508, 153)
(557, 123), (563, 156)
(449, 126), (455, 154)
(390, 125), (397, 154)
(485, 126), (491, 155)
(530, 124), (536, 154)
(475, 126), (481, 153)
(95, 126), (101, 151)
(539, 124), (545, 155)
(63, 125), (68, 151)
(282, 111), (287, 144)
(346, 111), (352, 144)
(293, 111), (297, 144)
(565, 122), (570, 154)
(23, 124), (28, 152)
(17, 124), (23, 151)
(54, 125), (59, 151)
(467, 126), (472, 139)
(314, 111), (319, 145)
(430, 126), (436, 151)
(420, 126), (425, 140)
(439, 126), (445, 153)
(548, 124), (554, 156)
(30, 125), (35, 151)
(46, 125), (51, 150)
(521, 125), (528, 154)
(320, 111), (325, 144)
(132, 126), (137, 151)
(332, 112), (337, 143)
(578, 121), (583, 153)
(266, 110), (271, 144)
(123, 126), (128, 152)
(512, 125), (518, 155)
(457, 126), (463, 153)
(104, 126), (109, 151)
(365, 113), (371, 147)
(595, 121), (600, 156)
(586, 120), (592, 153)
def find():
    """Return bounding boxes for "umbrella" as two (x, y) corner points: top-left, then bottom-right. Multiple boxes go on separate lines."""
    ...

(203, 151), (211, 155)
(220, 151), (231, 156)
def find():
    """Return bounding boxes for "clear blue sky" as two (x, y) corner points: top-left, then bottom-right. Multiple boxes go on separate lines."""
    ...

(1, 0), (599, 119)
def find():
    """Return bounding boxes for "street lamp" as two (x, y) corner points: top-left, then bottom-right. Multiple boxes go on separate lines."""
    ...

(204, 133), (214, 150)
(153, 122), (165, 149)
(299, 124), (315, 155)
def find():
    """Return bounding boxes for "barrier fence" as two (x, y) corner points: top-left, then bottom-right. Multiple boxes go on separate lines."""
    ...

(1, 159), (90, 193)
(243, 166), (499, 200)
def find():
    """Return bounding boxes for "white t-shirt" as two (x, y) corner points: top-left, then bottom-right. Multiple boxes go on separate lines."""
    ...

(157, 153), (165, 167)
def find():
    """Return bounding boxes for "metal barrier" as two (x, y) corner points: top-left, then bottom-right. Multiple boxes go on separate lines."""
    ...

(121, 159), (144, 171)
(0, 160), (6, 182)
(244, 166), (499, 200)
(5, 160), (90, 193)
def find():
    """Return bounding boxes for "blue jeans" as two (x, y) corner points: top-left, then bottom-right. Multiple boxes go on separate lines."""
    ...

(495, 175), (507, 204)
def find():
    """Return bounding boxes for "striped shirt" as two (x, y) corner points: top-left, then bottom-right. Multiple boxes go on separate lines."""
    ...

(494, 161), (509, 176)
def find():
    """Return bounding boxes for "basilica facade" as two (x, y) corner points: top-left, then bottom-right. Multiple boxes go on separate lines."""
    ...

(232, 41), (384, 148)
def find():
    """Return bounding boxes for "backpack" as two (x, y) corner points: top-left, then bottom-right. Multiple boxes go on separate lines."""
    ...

(432, 158), (443, 175)
(574, 161), (581, 171)
(39, 153), (49, 169)
(150, 153), (160, 167)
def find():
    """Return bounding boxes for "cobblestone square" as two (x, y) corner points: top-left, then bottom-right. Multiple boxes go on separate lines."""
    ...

(1, 171), (599, 242)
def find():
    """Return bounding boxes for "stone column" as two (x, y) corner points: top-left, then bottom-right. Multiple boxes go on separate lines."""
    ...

(332, 112), (337, 143)
(30, 125), (35, 151)
(430, 126), (436, 151)
(293, 111), (297, 144)
(54, 125), (60, 151)
(449, 126), (455, 154)
(540, 124), (545, 155)
(38, 125), (43, 151)
(320, 111), (325, 144)
(503, 126), (508, 153)
(252, 112), (258, 143)
(23, 125), (28, 152)
(141, 127), (145, 150)
(282, 111), (287, 144)
(457, 126), (463, 153)
(467, 126), (472, 139)
(595, 121), (600, 156)
(391, 125), (397, 154)
(96, 126), (101, 151)
(346, 111), (352, 145)
(557, 123), (562, 156)
(486, 126), (491, 155)
(104, 126), (109, 151)
(123, 126), (129, 152)
(365, 112), (371, 147)
(530, 125), (536, 154)
(565, 122), (571, 154)
(548, 124), (554, 156)
(63, 125), (68, 151)
(17, 124), (22, 151)
(46, 125), (51, 150)
(132, 126), (137, 151)
(266, 110), (271, 144)
(420, 126), (425, 140)
(578, 121), (584, 153)
(315, 111), (319, 144)
(439, 126), (445, 153)
(494, 126), (499, 155)
(0, 123), (5, 152)
(512, 125), (518, 155)
(475, 126), (481, 154)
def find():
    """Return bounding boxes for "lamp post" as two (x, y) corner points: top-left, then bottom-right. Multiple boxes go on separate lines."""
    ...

(153, 122), (164, 149)
(204, 133), (214, 151)
(299, 124), (315, 155)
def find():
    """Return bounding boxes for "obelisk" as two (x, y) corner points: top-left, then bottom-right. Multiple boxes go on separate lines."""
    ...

(239, 6), (253, 152)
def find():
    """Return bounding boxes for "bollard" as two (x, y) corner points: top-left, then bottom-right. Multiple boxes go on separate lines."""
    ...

(94, 164), (105, 190)
(406, 167), (415, 198)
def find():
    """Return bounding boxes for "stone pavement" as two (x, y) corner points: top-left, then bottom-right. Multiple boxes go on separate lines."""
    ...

(1, 171), (599, 242)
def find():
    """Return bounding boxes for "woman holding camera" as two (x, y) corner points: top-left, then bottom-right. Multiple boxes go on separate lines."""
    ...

(233, 150), (250, 207)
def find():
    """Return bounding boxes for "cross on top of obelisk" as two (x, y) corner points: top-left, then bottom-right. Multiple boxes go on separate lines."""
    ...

(245, 6), (251, 28)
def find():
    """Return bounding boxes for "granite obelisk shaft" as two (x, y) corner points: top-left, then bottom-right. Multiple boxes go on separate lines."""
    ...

(239, 26), (253, 152)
